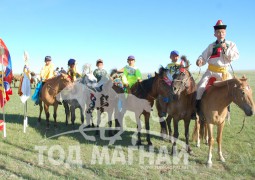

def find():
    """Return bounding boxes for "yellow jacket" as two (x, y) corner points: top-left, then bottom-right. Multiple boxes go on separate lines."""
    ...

(40, 63), (55, 81)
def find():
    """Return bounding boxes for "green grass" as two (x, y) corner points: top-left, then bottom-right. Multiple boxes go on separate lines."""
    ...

(0, 71), (255, 179)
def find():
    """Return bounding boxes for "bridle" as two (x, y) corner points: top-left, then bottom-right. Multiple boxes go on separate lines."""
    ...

(172, 72), (192, 95)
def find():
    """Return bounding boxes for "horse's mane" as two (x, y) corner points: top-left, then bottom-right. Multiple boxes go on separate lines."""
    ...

(110, 68), (118, 77)
(132, 77), (155, 99)
(186, 70), (196, 94)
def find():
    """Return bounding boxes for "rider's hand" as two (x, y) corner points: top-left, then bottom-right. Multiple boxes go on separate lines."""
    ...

(196, 59), (203, 67)
(124, 83), (129, 87)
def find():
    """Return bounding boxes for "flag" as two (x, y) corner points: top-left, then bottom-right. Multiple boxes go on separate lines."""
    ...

(19, 68), (31, 103)
(0, 38), (13, 108)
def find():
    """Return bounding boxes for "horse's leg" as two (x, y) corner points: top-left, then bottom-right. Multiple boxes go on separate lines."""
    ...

(144, 112), (152, 146)
(166, 115), (173, 143)
(95, 109), (101, 135)
(205, 123), (209, 145)
(196, 118), (201, 147)
(53, 103), (58, 128)
(70, 105), (76, 127)
(217, 122), (225, 162)
(156, 100), (167, 139)
(207, 123), (214, 167)
(44, 103), (50, 129)
(184, 118), (192, 154)
(80, 106), (84, 124)
(38, 100), (43, 126)
(172, 118), (179, 156)
(63, 100), (70, 126)
(136, 114), (142, 146)
(108, 110), (114, 137)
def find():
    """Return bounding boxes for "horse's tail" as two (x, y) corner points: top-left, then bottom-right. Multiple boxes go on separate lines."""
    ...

(192, 119), (198, 141)
(199, 117), (206, 141)
(192, 116), (206, 142)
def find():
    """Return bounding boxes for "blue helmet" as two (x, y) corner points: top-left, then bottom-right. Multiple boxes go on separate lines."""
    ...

(68, 59), (76, 66)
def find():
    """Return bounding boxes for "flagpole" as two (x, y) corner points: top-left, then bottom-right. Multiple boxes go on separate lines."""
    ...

(23, 51), (29, 133)
(0, 46), (6, 138)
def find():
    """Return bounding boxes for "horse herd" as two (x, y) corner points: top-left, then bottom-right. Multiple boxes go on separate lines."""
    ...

(18, 66), (255, 167)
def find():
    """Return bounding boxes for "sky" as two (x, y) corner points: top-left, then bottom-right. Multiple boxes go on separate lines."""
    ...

(1, 0), (255, 74)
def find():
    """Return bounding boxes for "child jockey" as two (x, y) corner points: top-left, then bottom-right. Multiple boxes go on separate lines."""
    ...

(120, 55), (142, 90)
(32, 56), (55, 105)
(93, 59), (107, 83)
(195, 20), (239, 112)
(67, 59), (80, 82)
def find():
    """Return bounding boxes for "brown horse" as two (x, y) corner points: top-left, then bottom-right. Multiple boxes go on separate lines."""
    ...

(193, 76), (255, 167)
(130, 67), (172, 145)
(38, 74), (71, 129)
(157, 67), (196, 154)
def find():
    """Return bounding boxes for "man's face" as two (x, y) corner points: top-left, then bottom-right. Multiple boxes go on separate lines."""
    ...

(214, 29), (226, 41)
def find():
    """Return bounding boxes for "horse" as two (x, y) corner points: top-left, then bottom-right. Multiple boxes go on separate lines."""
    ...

(130, 66), (172, 145)
(30, 72), (40, 88)
(59, 67), (98, 127)
(193, 76), (255, 167)
(38, 73), (71, 129)
(156, 66), (196, 154)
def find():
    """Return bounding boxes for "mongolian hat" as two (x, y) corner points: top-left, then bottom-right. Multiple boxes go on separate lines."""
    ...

(214, 20), (227, 30)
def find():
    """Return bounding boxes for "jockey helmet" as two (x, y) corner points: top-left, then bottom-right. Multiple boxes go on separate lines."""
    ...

(68, 59), (76, 66)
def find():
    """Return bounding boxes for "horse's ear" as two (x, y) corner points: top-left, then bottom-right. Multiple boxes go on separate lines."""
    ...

(240, 75), (248, 82)
(155, 72), (158, 77)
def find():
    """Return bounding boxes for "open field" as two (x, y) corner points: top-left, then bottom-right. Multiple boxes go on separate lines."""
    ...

(0, 71), (255, 179)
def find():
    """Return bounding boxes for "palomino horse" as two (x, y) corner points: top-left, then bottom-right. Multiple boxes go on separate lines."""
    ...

(157, 66), (196, 154)
(193, 76), (255, 167)
(38, 74), (71, 129)
(130, 67), (172, 145)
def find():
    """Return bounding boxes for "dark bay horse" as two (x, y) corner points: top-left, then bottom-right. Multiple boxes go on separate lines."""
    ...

(130, 67), (172, 145)
(38, 74), (71, 129)
(193, 76), (255, 167)
(156, 67), (196, 154)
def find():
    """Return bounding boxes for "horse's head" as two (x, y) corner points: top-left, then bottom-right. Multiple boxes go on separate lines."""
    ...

(153, 66), (172, 96)
(83, 72), (97, 88)
(230, 76), (255, 116)
(58, 73), (72, 90)
(171, 66), (192, 96)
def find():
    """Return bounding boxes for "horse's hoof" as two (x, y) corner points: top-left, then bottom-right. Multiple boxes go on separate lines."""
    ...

(136, 141), (142, 146)
(37, 122), (41, 127)
(188, 150), (193, 155)
(207, 162), (212, 168)
(220, 157), (226, 163)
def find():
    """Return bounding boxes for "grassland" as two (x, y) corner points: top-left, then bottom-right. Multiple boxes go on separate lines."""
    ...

(0, 71), (254, 179)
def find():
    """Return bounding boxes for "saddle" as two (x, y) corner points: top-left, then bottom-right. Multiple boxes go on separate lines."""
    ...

(205, 77), (217, 91)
